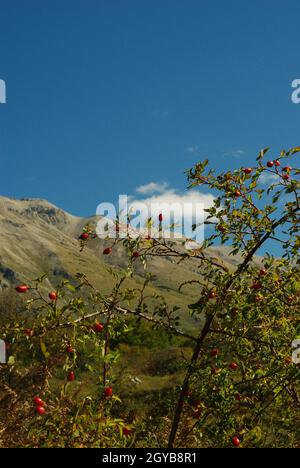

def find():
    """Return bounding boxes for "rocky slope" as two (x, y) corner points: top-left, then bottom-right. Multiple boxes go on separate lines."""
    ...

(0, 196), (258, 330)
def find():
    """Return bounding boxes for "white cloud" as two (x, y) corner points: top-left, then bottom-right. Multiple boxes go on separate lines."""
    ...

(223, 149), (245, 158)
(136, 182), (169, 195)
(258, 173), (279, 185)
(128, 184), (216, 241)
(133, 189), (215, 214)
(186, 145), (200, 154)
(96, 183), (217, 243)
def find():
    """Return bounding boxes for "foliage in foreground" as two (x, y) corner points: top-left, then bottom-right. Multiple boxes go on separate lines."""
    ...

(0, 147), (300, 448)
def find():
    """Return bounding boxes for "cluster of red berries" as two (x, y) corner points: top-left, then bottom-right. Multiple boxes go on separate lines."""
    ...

(183, 390), (202, 419)
(251, 267), (269, 294)
(211, 364), (238, 374)
(33, 396), (46, 415)
(16, 285), (57, 302)
(191, 399), (202, 419)
(266, 160), (292, 180)
(243, 162), (292, 182)
(103, 246), (140, 258)
(79, 232), (98, 241)
(65, 351), (75, 380)
(266, 160), (281, 168)
(81, 214), (163, 258)
(210, 347), (238, 375)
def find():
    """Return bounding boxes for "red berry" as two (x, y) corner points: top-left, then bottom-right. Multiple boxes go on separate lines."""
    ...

(243, 168), (252, 175)
(24, 328), (33, 337)
(282, 166), (292, 172)
(94, 322), (104, 333)
(274, 160), (281, 167)
(104, 386), (113, 397)
(234, 190), (241, 197)
(123, 427), (132, 437)
(103, 247), (112, 255)
(66, 345), (74, 354)
(282, 174), (290, 181)
(68, 371), (75, 382)
(35, 406), (46, 415)
(16, 285), (29, 293)
(211, 367), (219, 375)
(49, 291), (57, 301)
(132, 251), (140, 258)
(260, 268), (268, 276)
(33, 396), (44, 406)
(211, 348), (220, 357)
(235, 393), (242, 401)
(217, 225), (226, 233)
(158, 213), (163, 223)
(80, 232), (89, 240)
(251, 282), (262, 290)
(229, 362), (238, 371)
(192, 409), (201, 419)
(232, 436), (240, 447)
(208, 290), (217, 300)
(267, 161), (274, 168)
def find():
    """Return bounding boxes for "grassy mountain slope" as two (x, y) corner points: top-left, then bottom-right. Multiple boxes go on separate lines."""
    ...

(0, 195), (259, 331)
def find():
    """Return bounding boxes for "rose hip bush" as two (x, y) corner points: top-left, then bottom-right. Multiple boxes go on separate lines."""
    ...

(0, 147), (299, 448)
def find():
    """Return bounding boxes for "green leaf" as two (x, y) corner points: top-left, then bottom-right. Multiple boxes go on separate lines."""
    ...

(40, 342), (50, 359)
(257, 147), (270, 160)
(8, 356), (15, 366)
(291, 146), (300, 154)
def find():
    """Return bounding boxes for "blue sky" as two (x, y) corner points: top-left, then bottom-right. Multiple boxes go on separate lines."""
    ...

(0, 0), (300, 218)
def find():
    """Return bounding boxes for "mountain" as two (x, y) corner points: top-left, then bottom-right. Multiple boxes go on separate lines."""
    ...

(0, 196), (257, 331)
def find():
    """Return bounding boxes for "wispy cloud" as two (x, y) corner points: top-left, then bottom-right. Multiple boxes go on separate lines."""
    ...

(186, 145), (200, 154)
(151, 109), (169, 118)
(136, 182), (169, 195)
(223, 149), (246, 159)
